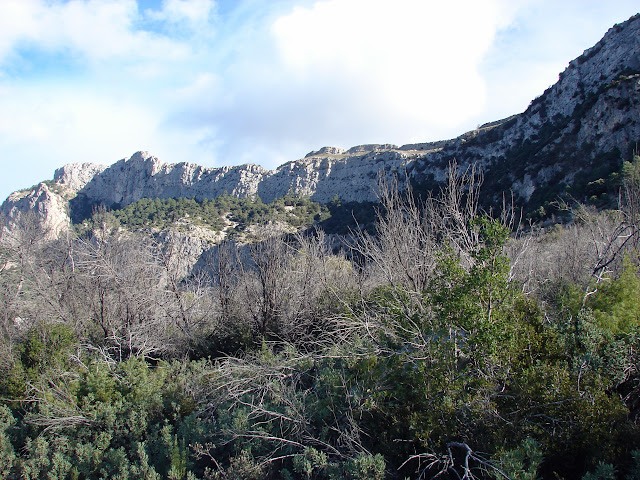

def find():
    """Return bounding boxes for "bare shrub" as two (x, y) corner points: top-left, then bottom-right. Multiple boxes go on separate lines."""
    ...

(211, 226), (355, 349)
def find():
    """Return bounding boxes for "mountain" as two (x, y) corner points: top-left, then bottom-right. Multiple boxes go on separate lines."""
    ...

(2, 14), (640, 238)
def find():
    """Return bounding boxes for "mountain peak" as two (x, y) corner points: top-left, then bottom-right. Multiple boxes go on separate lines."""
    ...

(305, 147), (345, 158)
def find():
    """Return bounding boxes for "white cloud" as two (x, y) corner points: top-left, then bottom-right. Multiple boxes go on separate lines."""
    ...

(0, 0), (40, 61)
(0, 0), (221, 199)
(0, 0), (195, 71)
(147, 0), (217, 31)
(176, 0), (524, 165)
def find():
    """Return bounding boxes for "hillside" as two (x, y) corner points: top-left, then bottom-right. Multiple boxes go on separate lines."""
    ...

(3, 14), (640, 480)
(2, 14), (640, 239)
(3, 148), (640, 479)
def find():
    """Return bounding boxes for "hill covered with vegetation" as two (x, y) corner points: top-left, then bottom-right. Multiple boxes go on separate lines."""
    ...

(2, 12), (640, 480)
(3, 159), (640, 479)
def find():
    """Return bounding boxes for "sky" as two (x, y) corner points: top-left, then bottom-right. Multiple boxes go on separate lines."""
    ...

(0, 0), (638, 202)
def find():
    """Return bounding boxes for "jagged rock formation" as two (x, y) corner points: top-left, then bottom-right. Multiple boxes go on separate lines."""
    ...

(52, 147), (418, 207)
(305, 146), (345, 157)
(62, 152), (269, 207)
(54, 162), (108, 191)
(2, 14), (640, 238)
(0, 183), (72, 239)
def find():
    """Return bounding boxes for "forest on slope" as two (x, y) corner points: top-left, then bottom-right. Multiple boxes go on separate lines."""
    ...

(2, 159), (640, 479)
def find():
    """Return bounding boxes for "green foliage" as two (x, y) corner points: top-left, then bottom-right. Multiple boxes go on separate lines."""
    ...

(3, 357), (211, 479)
(293, 447), (328, 478)
(431, 217), (514, 361)
(583, 462), (617, 480)
(621, 155), (640, 184)
(19, 322), (77, 376)
(207, 449), (266, 480)
(341, 453), (386, 480)
(0, 322), (77, 404)
(5, 177), (640, 479)
(497, 438), (543, 480)
(76, 194), (331, 234)
(0, 406), (16, 479)
(625, 450), (640, 480)
(588, 258), (640, 334)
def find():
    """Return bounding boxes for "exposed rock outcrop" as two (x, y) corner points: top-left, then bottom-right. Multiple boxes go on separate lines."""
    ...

(50, 147), (420, 208)
(54, 163), (108, 191)
(407, 14), (640, 205)
(70, 151), (270, 207)
(305, 146), (345, 157)
(0, 183), (71, 239)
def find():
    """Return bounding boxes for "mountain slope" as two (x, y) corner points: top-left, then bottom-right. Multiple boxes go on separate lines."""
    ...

(412, 13), (640, 209)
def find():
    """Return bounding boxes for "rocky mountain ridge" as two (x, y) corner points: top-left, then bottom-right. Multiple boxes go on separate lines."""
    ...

(52, 145), (424, 208)
(2, 13), (640, 238)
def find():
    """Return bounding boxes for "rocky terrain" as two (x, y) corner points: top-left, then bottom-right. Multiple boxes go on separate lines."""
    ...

(2, 13), (640, 238)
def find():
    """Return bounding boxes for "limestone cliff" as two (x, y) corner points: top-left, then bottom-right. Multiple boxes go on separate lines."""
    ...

(0, 183), (72, 239)
(52, 146), (420, 208)
(54, 163), (108, 191)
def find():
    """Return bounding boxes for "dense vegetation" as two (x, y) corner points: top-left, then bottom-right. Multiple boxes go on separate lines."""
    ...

(2, 161), (640, 479)
(73, 192), (381, 239)
(74, 194), (331, 235)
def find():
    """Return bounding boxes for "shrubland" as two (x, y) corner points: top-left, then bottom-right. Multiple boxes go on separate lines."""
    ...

(2, 161), (640, 479)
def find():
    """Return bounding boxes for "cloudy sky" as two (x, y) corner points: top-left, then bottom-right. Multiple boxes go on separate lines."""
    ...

(0, 0), (638, 201)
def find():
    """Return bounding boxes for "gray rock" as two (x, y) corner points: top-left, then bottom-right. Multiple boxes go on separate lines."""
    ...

(54, 162), (108, 191)
(305, 146), (346, 157)
(1, 183), (70, 239)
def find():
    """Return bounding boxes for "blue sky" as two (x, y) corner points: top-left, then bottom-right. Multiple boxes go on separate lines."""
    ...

(0, 0), (638, 201)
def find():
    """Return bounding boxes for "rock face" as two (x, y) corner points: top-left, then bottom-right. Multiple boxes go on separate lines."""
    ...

(305, 146), (345, 157)
(70, 151), (270, 207)
(51, 148), (419, 209)
(0, 183), (71, 239)
(2, 14), (640, 235)
(54, 163), (108, 191)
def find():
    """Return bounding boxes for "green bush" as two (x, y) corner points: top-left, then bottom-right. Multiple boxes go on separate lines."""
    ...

(0, 406), (16, 478)
(4, 358), (211, 479)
